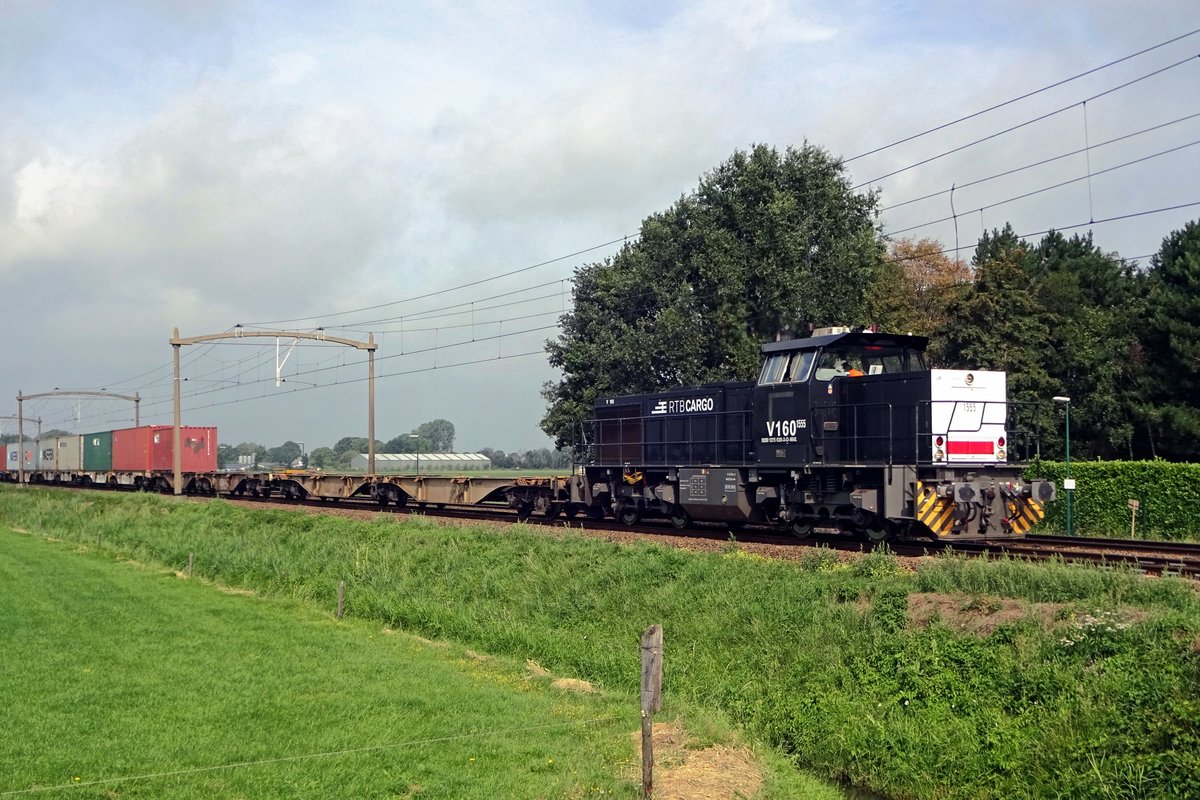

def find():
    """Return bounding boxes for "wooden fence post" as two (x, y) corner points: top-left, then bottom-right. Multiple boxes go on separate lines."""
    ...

(336, 580), (346, 619)
(640, 624), (663, 798)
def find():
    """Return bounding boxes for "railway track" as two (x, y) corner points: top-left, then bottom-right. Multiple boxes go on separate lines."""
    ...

(13, 482), (1200, 578)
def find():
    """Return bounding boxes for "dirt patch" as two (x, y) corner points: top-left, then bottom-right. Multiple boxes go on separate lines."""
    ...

(908, 592), (1065, 636)
(525, 659), (551, 678)
(216, 585), (255, 596)
(552, 677), (596, 693)
(631, 721), (764, 800)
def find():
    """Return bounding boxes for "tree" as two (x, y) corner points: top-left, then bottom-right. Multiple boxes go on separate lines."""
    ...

(416, 419), (455, 452)
(939, 225), (1054, 422)
(330, 436), (382, 468)
(217, 443), (237, 469)
(308, 447), (335, 469)
(1141, 219), (1200, 459)
(1029, 230), (1148, 458)
(266, 441), (302, 467)
(541, 142), (885, 448)
(866, 237), (971, 350)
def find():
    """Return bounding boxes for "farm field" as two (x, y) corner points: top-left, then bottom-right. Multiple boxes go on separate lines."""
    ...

(2, 486), (1199, 798)
(0, 532), (635, 798)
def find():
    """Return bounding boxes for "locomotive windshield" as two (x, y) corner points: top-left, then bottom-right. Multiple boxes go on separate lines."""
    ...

(758, 350), (816, 385)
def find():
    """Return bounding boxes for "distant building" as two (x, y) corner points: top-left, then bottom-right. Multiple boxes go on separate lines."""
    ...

(349, 452), (492, 472)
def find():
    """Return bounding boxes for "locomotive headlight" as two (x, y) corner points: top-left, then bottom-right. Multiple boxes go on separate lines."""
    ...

(934, 448), (945, 461)
(996, 448), (1006, 461)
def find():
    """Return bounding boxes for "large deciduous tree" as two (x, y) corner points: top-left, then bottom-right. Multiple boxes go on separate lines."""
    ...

(540, 143), (885, 448)
(1141, 219), (1200, 459)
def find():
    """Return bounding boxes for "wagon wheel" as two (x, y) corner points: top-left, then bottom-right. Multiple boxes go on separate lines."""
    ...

(543, 502), (562, 520)
(669, 506), (690, 530)
(618, 505), (641, 526)
(563, 504), (580, 519)
(516, 501), (534, 521)
(790, 518), (814, 539)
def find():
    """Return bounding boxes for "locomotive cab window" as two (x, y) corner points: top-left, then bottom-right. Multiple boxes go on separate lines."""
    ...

(813, 346), (928, 381)
(758, 350), (816, 385)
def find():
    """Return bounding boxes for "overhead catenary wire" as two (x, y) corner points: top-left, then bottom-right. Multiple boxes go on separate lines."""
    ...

(878, 109), (1200, 213)
(244, 236), (635, 327)
(32, 36), (1200, 418)
(62, 197), (1193, 428)
(853, 52), (1200, 190)
(843, 27), (1200, 163)
(883, 138), (1200, 237)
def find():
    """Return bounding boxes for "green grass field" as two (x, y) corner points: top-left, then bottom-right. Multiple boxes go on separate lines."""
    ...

(3, 486), (1199, 798)
(0, 529), (639, 798)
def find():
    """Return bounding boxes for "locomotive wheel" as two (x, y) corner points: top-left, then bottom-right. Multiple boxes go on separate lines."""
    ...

(790, 518), (814, 539)
(618, 505), (641, 526)
(864, 519), (895, 545)
(587, 505), (605, 521)
(669, 506), (690, 530)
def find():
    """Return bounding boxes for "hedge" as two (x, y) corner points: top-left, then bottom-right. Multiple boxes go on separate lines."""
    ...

(1024, 460), (1200, 540)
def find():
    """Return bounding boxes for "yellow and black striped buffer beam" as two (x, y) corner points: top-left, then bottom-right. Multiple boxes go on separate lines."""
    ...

(1007, 498), (1045, 535)
(915, 481), (956, 536)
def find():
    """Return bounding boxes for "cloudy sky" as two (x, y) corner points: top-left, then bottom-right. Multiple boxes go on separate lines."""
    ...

(2, 0), (1197, 453)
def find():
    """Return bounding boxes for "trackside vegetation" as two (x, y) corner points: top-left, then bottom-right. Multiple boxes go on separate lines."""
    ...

(3, 488), (1200, 798)
(1028, 460), (1200, 539)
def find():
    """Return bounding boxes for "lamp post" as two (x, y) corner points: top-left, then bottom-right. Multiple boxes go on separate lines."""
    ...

(406, 433), (421, 474)
(1052, 396), (1073, 535)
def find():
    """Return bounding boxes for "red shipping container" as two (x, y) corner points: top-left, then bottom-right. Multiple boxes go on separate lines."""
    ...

(111, 426), (218, 472)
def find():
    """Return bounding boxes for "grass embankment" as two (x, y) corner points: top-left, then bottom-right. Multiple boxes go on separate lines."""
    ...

(3, 487), (1199, 799)
(0, 491), (833, 800)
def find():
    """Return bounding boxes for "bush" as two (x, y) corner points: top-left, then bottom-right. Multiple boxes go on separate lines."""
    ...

(1026, 460), (1200, 539)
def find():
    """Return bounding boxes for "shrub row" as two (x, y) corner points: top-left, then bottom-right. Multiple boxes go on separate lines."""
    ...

(1026, 460), (1200, 539)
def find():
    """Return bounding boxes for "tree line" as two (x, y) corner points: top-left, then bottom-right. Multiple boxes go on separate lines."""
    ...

(541, 142), (1200, 461)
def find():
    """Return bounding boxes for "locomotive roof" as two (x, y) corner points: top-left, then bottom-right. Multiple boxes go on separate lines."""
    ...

(761, 330), (928, 354)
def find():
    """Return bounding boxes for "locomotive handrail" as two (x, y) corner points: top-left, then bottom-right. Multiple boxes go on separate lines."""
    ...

(581, 409), (755, 467)
(582, 395), (1045, 470)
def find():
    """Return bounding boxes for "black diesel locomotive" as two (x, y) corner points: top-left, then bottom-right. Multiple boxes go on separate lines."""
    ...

(577, 327), (1055, 542)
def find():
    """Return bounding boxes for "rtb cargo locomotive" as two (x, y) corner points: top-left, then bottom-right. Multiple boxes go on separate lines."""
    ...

(577, 327), (1055, 542)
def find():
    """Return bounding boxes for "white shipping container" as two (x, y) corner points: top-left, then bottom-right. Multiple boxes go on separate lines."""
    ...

(10, 440), (38, 471)
(55, 435), (83, 471)
(37, 437), (59, 471)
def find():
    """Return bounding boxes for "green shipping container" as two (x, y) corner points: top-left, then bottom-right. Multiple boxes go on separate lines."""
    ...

(83, 431), (113, 471)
